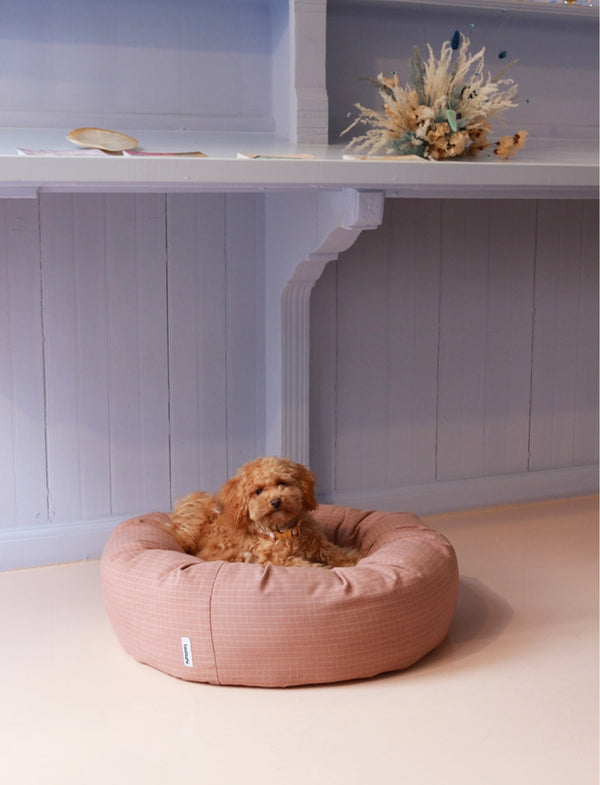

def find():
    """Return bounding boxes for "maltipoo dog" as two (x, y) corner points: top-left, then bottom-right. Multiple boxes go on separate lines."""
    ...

(169, 457), (361, 568)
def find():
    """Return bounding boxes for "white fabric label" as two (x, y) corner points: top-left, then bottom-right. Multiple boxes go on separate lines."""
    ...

(181, 637), (194, 667)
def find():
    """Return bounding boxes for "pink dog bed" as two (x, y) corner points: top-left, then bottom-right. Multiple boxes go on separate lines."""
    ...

(101, 505), (458, 687)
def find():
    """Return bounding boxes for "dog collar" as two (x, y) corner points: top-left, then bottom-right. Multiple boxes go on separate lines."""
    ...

(255, 521), (301, 540)
(270, 525), (301, 541)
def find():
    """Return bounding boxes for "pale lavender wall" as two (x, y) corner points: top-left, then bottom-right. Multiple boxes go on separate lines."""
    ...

(310, 197), (599, 507)
(0, 193), (265, 532)
(327, 2), (599, 142)
(0, 1), (597, 567)
(0, 0), (277, 132)
(1, 192), (597, 560)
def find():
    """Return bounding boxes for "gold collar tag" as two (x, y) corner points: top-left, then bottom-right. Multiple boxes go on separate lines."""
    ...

(272, 525), (300, 540)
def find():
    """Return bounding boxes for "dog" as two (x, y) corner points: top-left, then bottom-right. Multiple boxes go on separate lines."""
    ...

(169, 457), (361, 568)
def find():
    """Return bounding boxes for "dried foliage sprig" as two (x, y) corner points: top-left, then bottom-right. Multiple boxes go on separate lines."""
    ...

(342, 32), (527, 161)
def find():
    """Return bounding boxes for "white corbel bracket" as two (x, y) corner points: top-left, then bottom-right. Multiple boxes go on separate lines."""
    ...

(264, 188), (384, 461)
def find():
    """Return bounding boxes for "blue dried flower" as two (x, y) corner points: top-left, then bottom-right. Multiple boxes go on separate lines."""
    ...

(389, 132), (427, 158)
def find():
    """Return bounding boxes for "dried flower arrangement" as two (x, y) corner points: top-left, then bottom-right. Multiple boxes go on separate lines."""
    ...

(342, 31), (528, 161)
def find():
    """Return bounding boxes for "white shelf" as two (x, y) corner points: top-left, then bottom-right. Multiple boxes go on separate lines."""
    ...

(0, 131), (597, 199)
(0, 0), (597, 199)
(329, 0), (598, 17)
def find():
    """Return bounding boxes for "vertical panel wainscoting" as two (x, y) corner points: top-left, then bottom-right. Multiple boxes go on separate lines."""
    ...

(0, 199), (46, 528)
(0, 193), (265, 569)
(529, 201), (599, 471)
(310, 198), (599, 514)
(167, 193), (265, 499)
(40, 193), (171, 523)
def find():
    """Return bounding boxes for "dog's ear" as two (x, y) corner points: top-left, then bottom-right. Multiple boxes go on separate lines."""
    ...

(218, 475), (251, 530)
(294, 463), (318, 511)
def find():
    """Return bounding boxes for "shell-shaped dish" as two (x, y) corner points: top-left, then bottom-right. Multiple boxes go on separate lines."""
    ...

(67, 127), (138, 152)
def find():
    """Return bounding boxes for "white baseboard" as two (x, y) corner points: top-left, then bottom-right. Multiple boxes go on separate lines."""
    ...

(1, 465), (597, 571)
(320, 465), (599, 517)
(0, 513), (148, 572)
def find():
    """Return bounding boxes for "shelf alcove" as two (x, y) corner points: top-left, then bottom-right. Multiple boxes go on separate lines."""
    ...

(0, 0), (598, 567)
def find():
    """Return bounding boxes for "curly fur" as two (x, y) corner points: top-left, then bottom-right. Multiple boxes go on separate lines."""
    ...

(169, 457), (361, 568)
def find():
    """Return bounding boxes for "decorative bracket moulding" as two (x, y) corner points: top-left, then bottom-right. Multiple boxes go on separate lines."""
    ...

(264, 188), (384, 462)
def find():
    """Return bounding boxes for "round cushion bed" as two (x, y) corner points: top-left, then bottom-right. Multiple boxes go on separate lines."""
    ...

(101, 505), (459, 688)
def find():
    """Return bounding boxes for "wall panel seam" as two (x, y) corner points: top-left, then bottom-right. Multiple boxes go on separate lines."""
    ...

(526, 200), (540, 473)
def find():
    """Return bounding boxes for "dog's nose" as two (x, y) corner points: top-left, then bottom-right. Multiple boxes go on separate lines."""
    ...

(270, 497), (282, 510)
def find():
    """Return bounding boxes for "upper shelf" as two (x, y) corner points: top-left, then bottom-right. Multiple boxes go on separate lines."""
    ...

(0, 131), (596, 199)
(329, 0), (598, 16)
(0, 0), (597, 198)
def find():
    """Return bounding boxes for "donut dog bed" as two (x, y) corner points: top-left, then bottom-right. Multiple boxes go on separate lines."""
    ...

(101, 505), (459, 687)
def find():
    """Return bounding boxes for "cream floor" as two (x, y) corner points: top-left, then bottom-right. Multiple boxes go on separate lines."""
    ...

(1, 496), (598, 785)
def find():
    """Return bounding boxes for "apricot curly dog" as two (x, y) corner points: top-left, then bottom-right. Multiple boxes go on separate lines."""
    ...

(169, 457), (360, 568)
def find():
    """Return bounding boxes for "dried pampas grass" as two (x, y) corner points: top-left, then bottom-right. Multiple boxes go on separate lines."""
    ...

(342, 32), (527, 161)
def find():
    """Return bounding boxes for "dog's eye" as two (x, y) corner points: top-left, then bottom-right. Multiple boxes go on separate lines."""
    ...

(255, 488), (263, 496)
(278, 481), (287, 488)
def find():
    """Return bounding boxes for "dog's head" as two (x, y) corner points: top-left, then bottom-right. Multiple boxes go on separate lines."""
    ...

(218, 457), (317, 534)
